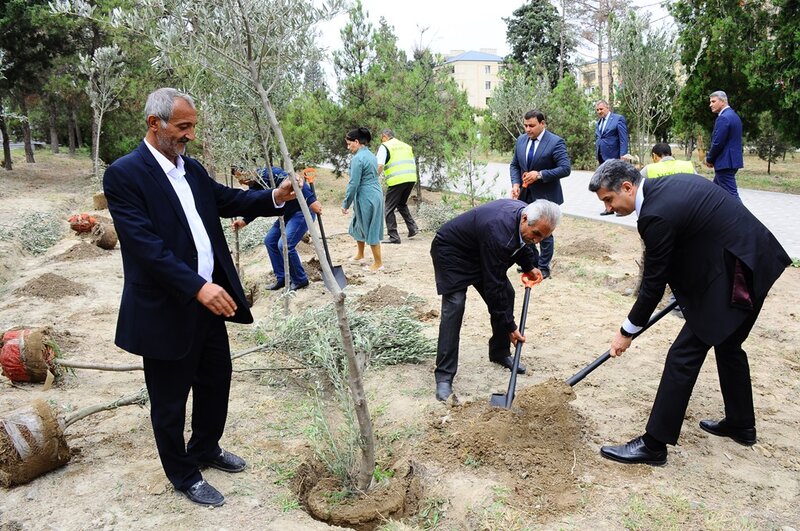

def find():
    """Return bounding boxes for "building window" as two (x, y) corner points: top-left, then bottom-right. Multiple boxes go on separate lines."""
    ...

(485, 81), (491, 90)
(484, 65), (491, 74)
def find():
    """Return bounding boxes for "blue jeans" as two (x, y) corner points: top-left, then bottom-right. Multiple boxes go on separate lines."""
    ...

(264, 211), (313, 284)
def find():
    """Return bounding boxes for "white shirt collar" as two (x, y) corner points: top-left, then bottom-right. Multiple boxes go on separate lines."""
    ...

(530, 129), (545, 144)
(144, 138), (186, 179)
(634, 180), (645, 217)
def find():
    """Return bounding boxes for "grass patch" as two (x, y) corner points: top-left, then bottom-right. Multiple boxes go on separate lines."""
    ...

(622, 493), (759, 530)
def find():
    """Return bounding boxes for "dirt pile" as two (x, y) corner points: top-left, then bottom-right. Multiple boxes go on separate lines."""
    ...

(422, 379), (586, 518)
(52, 242), (107, 262)
(15, 273), (89, 299)
(559, 237), (613, 261)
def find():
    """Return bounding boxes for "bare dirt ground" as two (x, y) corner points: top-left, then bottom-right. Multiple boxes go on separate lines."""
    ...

(1, 153), (799, 530)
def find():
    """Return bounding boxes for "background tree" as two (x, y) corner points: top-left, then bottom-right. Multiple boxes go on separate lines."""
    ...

(80, 45), (126, 181)
(670, 0), (770, 152)
(504, 0), (573, 87)
(546, 74), (596, 169)
(611, 10), (679, 161)
(752, 112), (790, 175)
(484, 65), (551, 151)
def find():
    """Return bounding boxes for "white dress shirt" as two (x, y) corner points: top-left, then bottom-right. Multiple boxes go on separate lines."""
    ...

(144, 139), (214, 283)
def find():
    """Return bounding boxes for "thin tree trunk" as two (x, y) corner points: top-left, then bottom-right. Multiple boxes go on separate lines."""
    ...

(93, 110), (103, 181)
(67, 104), (77, 155)
(90, 113), (98, 164)
(49, 100), (60, 154)
(0, 105), (11, 171)
(247, 52), (376, 493)
(596, 32), (604, 98)
(18, 94), (35, 163)
(73, 107), (83, 148)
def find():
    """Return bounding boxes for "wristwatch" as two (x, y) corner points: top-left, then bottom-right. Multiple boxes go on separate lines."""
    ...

(619, 326), (634, 338)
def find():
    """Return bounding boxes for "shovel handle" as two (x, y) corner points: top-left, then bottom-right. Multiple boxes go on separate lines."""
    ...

(566, 300), (679, 387)
(309, 182), (334, 269)
(502, 286), (532, 408)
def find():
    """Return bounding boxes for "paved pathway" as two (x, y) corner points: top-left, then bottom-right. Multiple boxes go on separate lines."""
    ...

(478, 163), (800, 259)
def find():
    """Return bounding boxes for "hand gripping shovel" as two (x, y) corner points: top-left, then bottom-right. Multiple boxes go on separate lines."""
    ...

(304, 168), (346, 289)
(490, 285), (532, 409)
(566, 300), (679, 386)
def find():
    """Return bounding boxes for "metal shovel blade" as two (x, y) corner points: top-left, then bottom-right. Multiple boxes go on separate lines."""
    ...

(489, 286), (531, 409)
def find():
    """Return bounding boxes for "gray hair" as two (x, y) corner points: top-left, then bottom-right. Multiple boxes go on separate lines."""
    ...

(595, 100), (609, 108)
(144, 88), (195, 126)
(523, 199), (561, 229)
(709, 90), (728, 103)
(589, 159), (641, 192)
(381, 128), (395, 139)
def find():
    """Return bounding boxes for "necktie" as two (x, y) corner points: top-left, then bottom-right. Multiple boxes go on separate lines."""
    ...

(599, 117), (606, 133)
(526, 139), (536, 169)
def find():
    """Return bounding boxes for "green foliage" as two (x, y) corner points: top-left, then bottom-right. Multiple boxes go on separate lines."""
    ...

(0, 211), (64, 255)
(484, 65), (550, 150)
(416, 202), (458, 233)
(547, 75), (596, 170)
(670, 0), (771, 148)
(503, 0), (573, 88)
(222, 216), (275, 252)
(611, 10), (679, 162)
(751, 112), (790, 174)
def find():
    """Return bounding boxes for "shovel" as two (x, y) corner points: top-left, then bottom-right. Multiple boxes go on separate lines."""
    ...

(566, 300), (679, 386)
(490, 285), (532, 409)
(303, 168), (347, 289)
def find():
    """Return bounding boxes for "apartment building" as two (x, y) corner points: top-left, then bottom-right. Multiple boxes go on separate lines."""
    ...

(443, 49), (504, 110)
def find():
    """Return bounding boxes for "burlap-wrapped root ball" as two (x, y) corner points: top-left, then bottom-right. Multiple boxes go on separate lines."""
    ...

(0, 328), (57, 383)
(90, 222), (117, 250)
(0, 399), (70, 488)
(92, 191), (108, 210)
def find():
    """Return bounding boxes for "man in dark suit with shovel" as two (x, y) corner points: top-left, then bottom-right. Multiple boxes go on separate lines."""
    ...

(430, 198), (561, 402)
(589, 160), (790, 465)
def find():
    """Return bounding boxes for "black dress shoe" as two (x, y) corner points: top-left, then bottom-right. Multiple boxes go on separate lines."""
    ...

(382, 239), (401, 244)
(408, 229), (420, 238)
(181, 479), (225, 507)
(600, 436), (667, 466)
(290, 279), (309, 291)
(490, 356), (527, 374)
(699, 419), (756, 446)
(435, 381), (452, 402)
(540, 270), (551, 279)
(200, 449), (246, 473)
(267, 280), (285, 291)
(600, 210), (614, 216)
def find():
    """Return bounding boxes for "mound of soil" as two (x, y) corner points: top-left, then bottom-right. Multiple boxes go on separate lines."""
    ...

(422, 379), (586, 519)
(52, 243), (107, 262)
(15, 273), (89, 300)
(355, 285), (423, 312)
(560, 238), (613, 261)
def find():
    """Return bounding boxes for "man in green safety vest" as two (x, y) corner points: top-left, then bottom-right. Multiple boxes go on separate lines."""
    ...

(377, 129), (420, 244)
(641, 143), (696, 179)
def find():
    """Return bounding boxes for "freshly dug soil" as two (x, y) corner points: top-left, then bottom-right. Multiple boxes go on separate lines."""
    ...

(52, 242), (107, 262)
(422, 379), (586, 518)
(15, 273), (89, 300)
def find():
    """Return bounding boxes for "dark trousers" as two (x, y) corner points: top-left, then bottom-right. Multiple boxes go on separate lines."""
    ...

(713, 168), (741, 200)
(384, 182), (418, 242)
(143, 312), (231, 490)
(526, 235), (554, 274)
(646, 302), (762, 445)
(434, 281), (515, 383)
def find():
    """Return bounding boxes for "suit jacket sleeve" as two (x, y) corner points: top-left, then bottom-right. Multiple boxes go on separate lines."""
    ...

(510, 137), (523, 186)
(626, 214), (675, 326)
(539, 136), (571, 182)
(104, 163), (208, 303)
(706, 115), (728, 164)
(479, 237), (518, 333)
(617, 115), (629, 157)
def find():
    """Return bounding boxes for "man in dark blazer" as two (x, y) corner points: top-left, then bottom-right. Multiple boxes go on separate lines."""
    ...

(705, 90), (744, 200)
(588, 160), (790, 466)
(430, 198), (561, 401)
(595, 100), (629, 215)
(104, 88), (297, 507)
(509, 110), (571, 278)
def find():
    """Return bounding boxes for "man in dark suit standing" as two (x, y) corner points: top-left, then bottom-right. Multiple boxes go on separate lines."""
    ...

(595, 100), (629, 215)
(104, 88), (297, 507)
(588, 160), (790, 466)
(509, 110), (571, 279)
(705, 90), (744, 200)
(430, 199), (561, 401)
